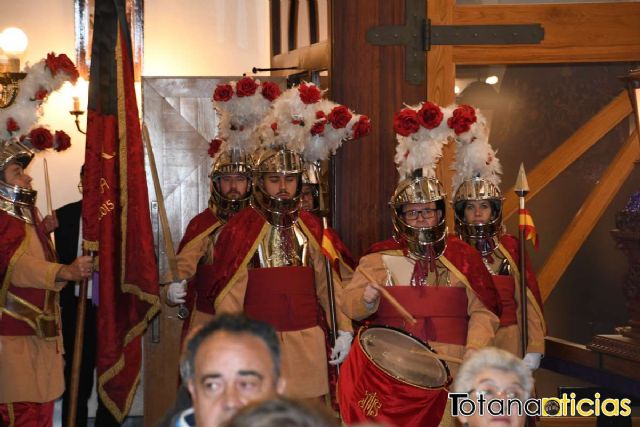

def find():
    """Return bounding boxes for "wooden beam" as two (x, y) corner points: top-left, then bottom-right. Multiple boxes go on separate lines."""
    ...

(538, 130), (639, 301)
(427, 0), (457, 225)
(271, 40), (330, 75)
(451, 2), (640, 64)
(503, 92), (632, 220)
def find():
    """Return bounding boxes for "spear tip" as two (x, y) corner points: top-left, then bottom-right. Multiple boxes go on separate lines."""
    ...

(515, 162), (530, 194)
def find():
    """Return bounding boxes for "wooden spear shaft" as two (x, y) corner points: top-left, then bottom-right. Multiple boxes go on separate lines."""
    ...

(515, 163), (530, 359)
(142, 124), (185, 318)
(359, 269), (418, 325)
(66, 251), (93, 427)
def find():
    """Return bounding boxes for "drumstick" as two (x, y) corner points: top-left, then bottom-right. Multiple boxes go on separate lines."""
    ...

(410, 349), (463, 365)
(43, 158), (53, 215)
(360, 270), (417, 325)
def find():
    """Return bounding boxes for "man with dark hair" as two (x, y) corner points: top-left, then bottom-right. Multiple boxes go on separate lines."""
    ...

(174, 313), (286, 427)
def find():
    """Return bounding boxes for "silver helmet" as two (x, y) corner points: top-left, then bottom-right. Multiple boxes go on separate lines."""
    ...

(390, 174), (448, 260)
(251, 147), (304, 228)
(209, 147), (253, 221)
(0, 139), (37, 223)
(301, 161), (321, 213)
(453, 177), (503, 255)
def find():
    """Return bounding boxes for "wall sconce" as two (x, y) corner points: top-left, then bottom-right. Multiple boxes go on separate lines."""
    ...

(0, 27), (28, 109)
(619, 68), (640, 146)
(69, 77), (88, 134)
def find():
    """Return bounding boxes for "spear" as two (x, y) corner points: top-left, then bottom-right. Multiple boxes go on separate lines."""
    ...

(515, 163), (529, 359)
(142, 124), (188, 320)
(314, 163), (339, 350)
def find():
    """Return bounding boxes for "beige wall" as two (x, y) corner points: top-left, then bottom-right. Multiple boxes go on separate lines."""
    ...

(2, 0), (270, 213)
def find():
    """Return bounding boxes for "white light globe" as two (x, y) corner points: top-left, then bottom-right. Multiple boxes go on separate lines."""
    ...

(1, 27), (28, 56)
(485, 75), (499, 85)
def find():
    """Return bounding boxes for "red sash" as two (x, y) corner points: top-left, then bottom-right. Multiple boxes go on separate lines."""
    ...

(366, 236), (501, 318)
(244, 266), (319, 332)
(338, 329), (448, 427)
(492, 275), (518, 326)
(373, 287), (469, 345)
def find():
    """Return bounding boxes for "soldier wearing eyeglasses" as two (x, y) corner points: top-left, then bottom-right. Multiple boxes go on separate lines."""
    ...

(342, 174), (500, 376)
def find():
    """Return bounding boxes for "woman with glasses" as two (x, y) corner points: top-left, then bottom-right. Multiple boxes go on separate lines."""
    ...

(342, 102), (501, 376)
(452, 347), (533, 427)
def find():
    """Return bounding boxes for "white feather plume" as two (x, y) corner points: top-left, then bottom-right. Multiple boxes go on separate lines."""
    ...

(394, 103), (454, 180)
(450, 106), (502, 192)
(211, 77), (281, 157)
(0, 55), (77, 141)
(256, 83), (371, 162)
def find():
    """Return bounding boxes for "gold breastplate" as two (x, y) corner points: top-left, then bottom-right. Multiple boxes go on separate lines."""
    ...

(251, 224), (309, 268)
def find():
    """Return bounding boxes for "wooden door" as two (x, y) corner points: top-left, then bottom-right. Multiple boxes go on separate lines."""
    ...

(142, 77), (221, 426)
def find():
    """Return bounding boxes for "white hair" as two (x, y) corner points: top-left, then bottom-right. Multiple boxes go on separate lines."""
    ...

(452, 347), (534, 397)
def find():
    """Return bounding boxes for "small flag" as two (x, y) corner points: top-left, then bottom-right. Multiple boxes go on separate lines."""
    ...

(518, 208), (539, 249)
(321, 228), (341, 270)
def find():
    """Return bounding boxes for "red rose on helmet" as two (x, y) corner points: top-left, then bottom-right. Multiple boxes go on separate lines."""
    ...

(235, 77), (259, 97)
(34, 87), (49, 101)
(260, 81), (281, 101)
(213, 84), (234, 102)
(29, 127), (54, 150)
(298, 84), (321, 104)
(54, 130), (71, 151)
(447, 104), (477, 135)
(316, 110), (326, 120)
(208, 138), (223, 158)
(417, 102), (443, 129)
(310, 121), (325, 136)
(7, 117), (20, 133)
(393, 109), (420, 136)
(328, 105), (352, 129)
(352, 115), (372, 139)
(45, 52), (79, 83)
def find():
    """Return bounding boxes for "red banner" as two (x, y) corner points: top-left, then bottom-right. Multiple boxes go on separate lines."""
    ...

(82, 0), (160, 421)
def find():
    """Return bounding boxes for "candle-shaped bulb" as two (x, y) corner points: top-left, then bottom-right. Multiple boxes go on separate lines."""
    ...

(73, 96), (80, 112)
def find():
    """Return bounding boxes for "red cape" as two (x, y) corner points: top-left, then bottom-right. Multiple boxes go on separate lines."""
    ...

(365, 235), (501, 317)
(177, 208), (221, 253)
(0, 213), (27, 292)
(499, 234), (544, 314)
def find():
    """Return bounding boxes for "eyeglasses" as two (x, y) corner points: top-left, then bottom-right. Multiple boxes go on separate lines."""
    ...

(403, 208), (437, 220)
(469, 386), (527, 401)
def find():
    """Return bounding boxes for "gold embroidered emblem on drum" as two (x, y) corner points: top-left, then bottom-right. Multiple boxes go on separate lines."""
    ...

(358, 391), (382, 416)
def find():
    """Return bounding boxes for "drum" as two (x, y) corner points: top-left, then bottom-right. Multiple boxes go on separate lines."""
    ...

(338, 325), (451, 427)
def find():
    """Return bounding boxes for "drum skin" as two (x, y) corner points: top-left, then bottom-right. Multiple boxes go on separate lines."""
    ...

(338, 326), (450, 427)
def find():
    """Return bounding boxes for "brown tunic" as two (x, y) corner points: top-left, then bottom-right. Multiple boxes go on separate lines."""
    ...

(165, 229), (217, 333)
(215, 236), (352, 399)
(0, 225), (66, 403)
(490, 245), (546, 356)
(342, 251), (499, 376)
